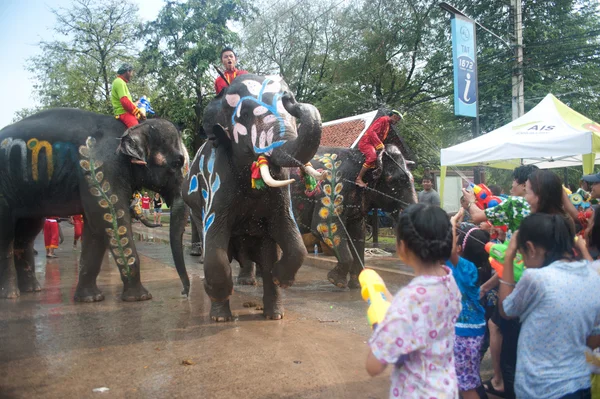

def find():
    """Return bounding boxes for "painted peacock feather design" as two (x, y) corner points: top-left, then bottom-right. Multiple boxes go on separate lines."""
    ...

(79, 137), (134, 279)
(314, 153), (344, 256)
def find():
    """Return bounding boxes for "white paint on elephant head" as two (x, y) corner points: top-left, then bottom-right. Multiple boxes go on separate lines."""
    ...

(262, 81), (281, 94)
(263, 114), (276, 124)
(226, 94), (240, 108)
(266, 127), (274, 147)
(232, 123), (248, 144)
(242, 80), (263, 96)
(253, 106), (268, 116)
(251, 124), (257, 147)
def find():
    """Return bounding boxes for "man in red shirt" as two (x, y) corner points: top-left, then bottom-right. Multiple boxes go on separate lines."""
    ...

(355, 110), (403, 187)
(141, 192), (151, 217)
(214, 47), (248, 95)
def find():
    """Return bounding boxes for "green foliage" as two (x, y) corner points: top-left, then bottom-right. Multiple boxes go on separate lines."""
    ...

(26, 0), (140, 115)
(138, 0), (252, 146)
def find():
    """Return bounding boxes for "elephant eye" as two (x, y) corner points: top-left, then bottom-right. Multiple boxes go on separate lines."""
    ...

(171, 154), (184, 169)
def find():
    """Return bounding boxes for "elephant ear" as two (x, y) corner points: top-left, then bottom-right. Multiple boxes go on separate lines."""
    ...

(208, 124), (231, 150)
(117, 124), (149, 165)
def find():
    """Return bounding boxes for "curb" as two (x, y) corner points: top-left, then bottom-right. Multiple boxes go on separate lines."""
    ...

(304, 254), (414, 279)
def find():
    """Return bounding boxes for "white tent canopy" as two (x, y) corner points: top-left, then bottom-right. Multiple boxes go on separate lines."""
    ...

(440, 93), (600, 171)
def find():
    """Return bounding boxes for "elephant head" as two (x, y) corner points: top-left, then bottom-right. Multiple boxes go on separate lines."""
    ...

(371, 144), (418, 213)
(117, 120), (190, 295)
(203, 74), (322, 187)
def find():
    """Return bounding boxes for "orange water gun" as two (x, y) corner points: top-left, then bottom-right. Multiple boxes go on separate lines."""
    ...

(468, 183), (503, 210)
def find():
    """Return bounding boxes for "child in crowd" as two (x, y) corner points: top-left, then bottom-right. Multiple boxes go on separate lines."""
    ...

(499, 213), (600, 399)
(447, 209), (488, 399)
(366, 203), (462, 398)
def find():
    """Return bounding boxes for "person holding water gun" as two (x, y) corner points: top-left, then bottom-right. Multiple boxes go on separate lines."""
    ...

(365, 203), (461, 398)
(499, 214), (600, 399)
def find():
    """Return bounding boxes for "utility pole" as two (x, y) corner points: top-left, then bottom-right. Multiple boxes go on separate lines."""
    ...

(511, 0), (525, 119)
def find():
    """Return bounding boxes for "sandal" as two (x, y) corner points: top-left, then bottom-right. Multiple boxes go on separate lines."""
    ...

(483, 378), (505, 398)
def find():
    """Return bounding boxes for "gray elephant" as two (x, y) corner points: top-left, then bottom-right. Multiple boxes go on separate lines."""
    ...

(0, 109), (190, 301)
(183, 74), (322, 322)
(290, 144), (417, 288)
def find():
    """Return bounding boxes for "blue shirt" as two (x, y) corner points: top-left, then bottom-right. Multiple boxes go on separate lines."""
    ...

(445, 257), (485, 336)
(504, 260), (600, 399)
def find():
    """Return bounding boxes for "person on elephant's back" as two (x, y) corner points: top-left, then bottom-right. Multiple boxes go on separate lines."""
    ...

(214, 47), (248, 95)
(356, 110), (403, 188)
(110, 63), (146, 128)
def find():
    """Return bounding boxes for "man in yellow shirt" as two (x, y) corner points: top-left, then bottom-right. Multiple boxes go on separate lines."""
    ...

(111, 63), (145, 128)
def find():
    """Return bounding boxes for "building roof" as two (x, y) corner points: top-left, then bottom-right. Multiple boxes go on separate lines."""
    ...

(320, 109), (416, 162)
(320, 111), (378, 148)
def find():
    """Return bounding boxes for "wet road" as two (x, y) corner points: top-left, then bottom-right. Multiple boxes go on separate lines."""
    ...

(0, 226), (417, 399)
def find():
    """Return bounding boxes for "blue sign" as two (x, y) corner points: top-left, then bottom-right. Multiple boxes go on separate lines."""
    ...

(451, 15), (478, 118)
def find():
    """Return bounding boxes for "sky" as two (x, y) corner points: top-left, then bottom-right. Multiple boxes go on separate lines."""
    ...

(0, 0), (165, 129)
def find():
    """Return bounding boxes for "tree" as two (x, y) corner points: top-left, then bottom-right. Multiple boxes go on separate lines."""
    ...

(138, 0), (251, 140)
(26, 0), (141, 114)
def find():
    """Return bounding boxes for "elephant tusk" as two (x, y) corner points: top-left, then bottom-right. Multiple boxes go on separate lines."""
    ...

(304, 164), (326, 180)
(259, 164), (295, 188)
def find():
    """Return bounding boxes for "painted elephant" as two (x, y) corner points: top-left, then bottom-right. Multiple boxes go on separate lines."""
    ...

(183, 74), (322, 321)
(0, 109), (190, 301)
(290, 144), (417, 288)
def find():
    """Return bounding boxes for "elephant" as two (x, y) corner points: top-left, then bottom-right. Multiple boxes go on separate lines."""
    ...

(289, 144), (418, 289)
(183, 74), (322, 322)
(0, 109), (190, 301)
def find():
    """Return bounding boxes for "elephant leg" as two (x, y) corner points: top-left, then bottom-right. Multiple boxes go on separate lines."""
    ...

(311, 213), (353, 288)
(190, 211), (204, 263)
(269, 211), (306, 289)
(190, 218), (202, 256)
(256, 239), (282, 320)
(109, 227), (152, 302)
(204, 229), (234, 322)
(14, 218), (44, 293)
(74, 227), (106, 302)
(233, 237), (257, 286)
(0, 212), (18, 299)
(346, 219), (366, 290)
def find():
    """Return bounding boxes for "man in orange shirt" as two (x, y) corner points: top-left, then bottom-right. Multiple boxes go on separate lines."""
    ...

(214, 47), (248, 95)
(355, 110), (403, 187)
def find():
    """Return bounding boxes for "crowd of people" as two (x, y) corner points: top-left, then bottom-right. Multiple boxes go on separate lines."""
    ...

(366, 165), (600, 399)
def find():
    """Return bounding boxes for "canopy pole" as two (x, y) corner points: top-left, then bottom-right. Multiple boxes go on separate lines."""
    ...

(439, 166), (447, 208)
(583, 153), (595, 175)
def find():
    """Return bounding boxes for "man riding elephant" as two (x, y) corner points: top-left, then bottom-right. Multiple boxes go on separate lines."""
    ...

(111, 63), (146, 128)
(214, 47), (248, 95)
(355, 110), (403, 188)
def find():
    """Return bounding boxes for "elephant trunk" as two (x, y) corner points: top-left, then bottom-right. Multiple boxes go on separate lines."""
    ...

(169, 194), (190, 296)
(269, 95), (322, 167)
(260, 163), (295, 187)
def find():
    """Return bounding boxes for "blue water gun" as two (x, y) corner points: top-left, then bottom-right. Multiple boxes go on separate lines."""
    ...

(137, 96), (155, 116)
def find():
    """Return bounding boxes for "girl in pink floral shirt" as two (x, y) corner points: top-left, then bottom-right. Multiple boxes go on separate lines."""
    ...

(366, 204), (462, 399)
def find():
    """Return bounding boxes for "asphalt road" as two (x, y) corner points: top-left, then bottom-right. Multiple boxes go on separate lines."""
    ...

(0, 225), (494, 399)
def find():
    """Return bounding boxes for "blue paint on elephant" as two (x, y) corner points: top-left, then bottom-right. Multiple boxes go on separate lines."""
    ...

(198, 148), (219, 247)
(230, 79), (288, 153)
(188, 175), (198, 195)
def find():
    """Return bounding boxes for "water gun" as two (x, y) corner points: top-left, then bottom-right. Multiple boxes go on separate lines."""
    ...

(484, 241), (525, 282)
(468, 183), (503, 210)
(137, 96), (155, 117)
(359, 269), (393, 329)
